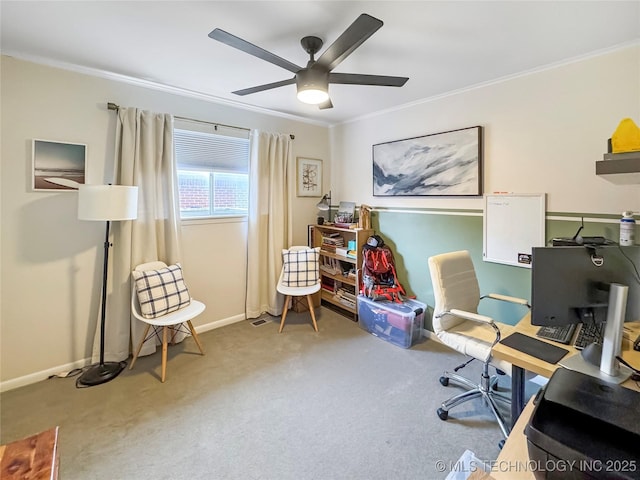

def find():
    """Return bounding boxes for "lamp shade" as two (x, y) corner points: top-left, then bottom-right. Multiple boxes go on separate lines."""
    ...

(78, 185), (138, 221)
(316, 192), (331, 211)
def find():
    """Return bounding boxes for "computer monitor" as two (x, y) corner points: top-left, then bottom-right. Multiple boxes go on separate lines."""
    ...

(531, 245), (640, 383)
(531, 245), (639, 327)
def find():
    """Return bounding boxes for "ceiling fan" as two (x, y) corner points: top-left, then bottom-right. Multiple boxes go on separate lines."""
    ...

(208, 13), (409, 110)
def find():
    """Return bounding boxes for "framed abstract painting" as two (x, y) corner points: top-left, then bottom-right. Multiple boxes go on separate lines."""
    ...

(372, 126), (483, 196)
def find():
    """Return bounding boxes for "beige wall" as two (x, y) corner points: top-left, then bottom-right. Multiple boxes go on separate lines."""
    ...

(330, 45), (640, 215)
(0, 56), (329, 388)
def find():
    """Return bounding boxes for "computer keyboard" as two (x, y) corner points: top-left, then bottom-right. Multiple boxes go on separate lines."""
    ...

(536, 323), (577, 345)
(573, 321), (605, 350)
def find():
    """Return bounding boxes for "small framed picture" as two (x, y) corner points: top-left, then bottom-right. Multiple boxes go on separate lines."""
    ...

(32, 139), (87, 191)
(296, 157), (322, 197)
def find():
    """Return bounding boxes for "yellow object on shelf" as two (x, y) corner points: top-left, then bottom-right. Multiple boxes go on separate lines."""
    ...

(611, 118), (640, 153)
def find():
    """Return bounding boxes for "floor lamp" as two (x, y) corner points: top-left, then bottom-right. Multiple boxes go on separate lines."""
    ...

(77, 184), (138, 387)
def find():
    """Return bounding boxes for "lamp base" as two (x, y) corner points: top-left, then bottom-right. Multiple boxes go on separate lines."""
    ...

(77, 361), (126, 387)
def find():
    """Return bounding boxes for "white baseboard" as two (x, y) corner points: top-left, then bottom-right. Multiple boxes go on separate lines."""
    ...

(0, 358), (91, 393)
(195, 313), (245, 333)
(0, 314), (247, 393)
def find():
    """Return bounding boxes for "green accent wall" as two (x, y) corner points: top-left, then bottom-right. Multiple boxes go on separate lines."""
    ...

(370, 209), (628, 330)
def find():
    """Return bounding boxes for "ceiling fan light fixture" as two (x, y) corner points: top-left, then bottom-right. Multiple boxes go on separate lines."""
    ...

(297, 87), (329, 105)
(296, 69), (329, 105)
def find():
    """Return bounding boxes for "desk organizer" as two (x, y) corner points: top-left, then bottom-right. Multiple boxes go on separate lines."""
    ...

(357, 295), (425, 348)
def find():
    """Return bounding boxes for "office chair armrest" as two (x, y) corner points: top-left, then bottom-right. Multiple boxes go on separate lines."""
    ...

(449, 309), (494, 325)
(484, 293), (531, 308)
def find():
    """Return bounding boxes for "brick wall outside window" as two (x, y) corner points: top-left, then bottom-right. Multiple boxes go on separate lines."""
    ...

(178, 171), (248, 216)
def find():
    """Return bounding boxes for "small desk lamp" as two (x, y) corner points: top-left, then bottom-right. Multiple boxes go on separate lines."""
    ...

(316, 191), (332, 224)
(77, 184), (138, 387)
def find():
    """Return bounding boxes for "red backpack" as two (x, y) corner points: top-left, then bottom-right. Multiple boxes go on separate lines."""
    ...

(360, 235), (406, 303)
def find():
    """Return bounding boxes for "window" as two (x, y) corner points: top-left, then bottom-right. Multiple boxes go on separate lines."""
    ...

(174, 120), (250, 218)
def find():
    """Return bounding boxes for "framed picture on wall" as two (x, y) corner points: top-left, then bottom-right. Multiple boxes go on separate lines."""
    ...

(32, 139), (87, 191)
(372, 126), (483, 196)
(296, 157), (322, 197)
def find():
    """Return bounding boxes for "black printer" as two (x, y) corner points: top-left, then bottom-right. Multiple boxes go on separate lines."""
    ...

(525, 368), (640, 480)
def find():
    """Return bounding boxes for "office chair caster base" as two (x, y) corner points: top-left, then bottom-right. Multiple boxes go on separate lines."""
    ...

(437, 408), (449, 420)
(439, 376), (449, 387)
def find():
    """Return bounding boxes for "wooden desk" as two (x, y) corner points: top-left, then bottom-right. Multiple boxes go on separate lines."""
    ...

(489, 397), (537, 480)
(492, 313), (640, 426)
(0, 427), (59, 480)
(466, 399), (538, 480)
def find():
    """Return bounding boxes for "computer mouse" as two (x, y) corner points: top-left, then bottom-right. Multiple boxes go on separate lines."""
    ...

(581, 342), (602, 366)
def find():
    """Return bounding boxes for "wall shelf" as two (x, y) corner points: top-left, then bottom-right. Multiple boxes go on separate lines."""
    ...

(596, 152), (640, 184)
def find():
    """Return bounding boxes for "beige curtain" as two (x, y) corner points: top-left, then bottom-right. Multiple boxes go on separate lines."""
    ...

(95, 107), (182, 361)
(245, 131), (293, 318)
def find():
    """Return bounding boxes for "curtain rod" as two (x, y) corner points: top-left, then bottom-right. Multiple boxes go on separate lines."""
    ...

(107, 102), (295, 140)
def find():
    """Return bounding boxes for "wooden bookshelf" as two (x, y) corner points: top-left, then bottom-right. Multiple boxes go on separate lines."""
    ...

(310, 224), (373, 320)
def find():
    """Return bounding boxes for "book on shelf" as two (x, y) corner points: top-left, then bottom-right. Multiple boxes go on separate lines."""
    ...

(321, 235), (344, 254)
(322, 241), (344, 249)
(336, 288), (356, 300)
(334, 287), (356, 308)
(322, 234), (344, 245)
(320, 265), (339, 275)
(321, 276), (335, 292)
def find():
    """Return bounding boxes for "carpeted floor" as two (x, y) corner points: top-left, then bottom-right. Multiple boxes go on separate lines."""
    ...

(0, 307), (540, 480)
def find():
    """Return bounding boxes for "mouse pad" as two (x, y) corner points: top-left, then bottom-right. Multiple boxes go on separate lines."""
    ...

(499, 332), (569, 364)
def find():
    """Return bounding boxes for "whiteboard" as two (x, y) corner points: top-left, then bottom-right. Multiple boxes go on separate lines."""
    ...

(483, 194), (546, 268)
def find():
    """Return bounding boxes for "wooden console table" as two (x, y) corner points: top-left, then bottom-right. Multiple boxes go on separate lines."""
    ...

(0, 427), (59, 479)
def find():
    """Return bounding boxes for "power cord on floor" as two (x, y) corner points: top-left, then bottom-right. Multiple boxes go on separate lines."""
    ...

(48, 368), (84, 380)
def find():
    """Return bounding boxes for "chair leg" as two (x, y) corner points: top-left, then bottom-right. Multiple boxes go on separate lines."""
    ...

(441, 388), (483, 411)
(129, 324), (152, 370)
(279, 295), (291, 333)
(161, 326), (168, 383)
(186, 320), (205, 355)
(485, 392), (511, 439)
(307, 294), (318, 332)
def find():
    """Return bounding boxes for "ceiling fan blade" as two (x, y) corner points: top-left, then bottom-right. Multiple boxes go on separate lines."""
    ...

(318, 99), (333, 110)
(232, 78), (296, 96)
(209, 28), (302, 74)
(329, 72), (408, 87)
(316, 14), (383, 72)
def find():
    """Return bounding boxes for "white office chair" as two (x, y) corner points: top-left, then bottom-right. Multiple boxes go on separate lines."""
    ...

(130, 261), (205, 382)
(428, 250), (530, 442)
(277, 246), (321, 333)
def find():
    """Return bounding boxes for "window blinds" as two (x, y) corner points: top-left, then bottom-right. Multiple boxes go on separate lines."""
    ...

(174, 126), (250, 173)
